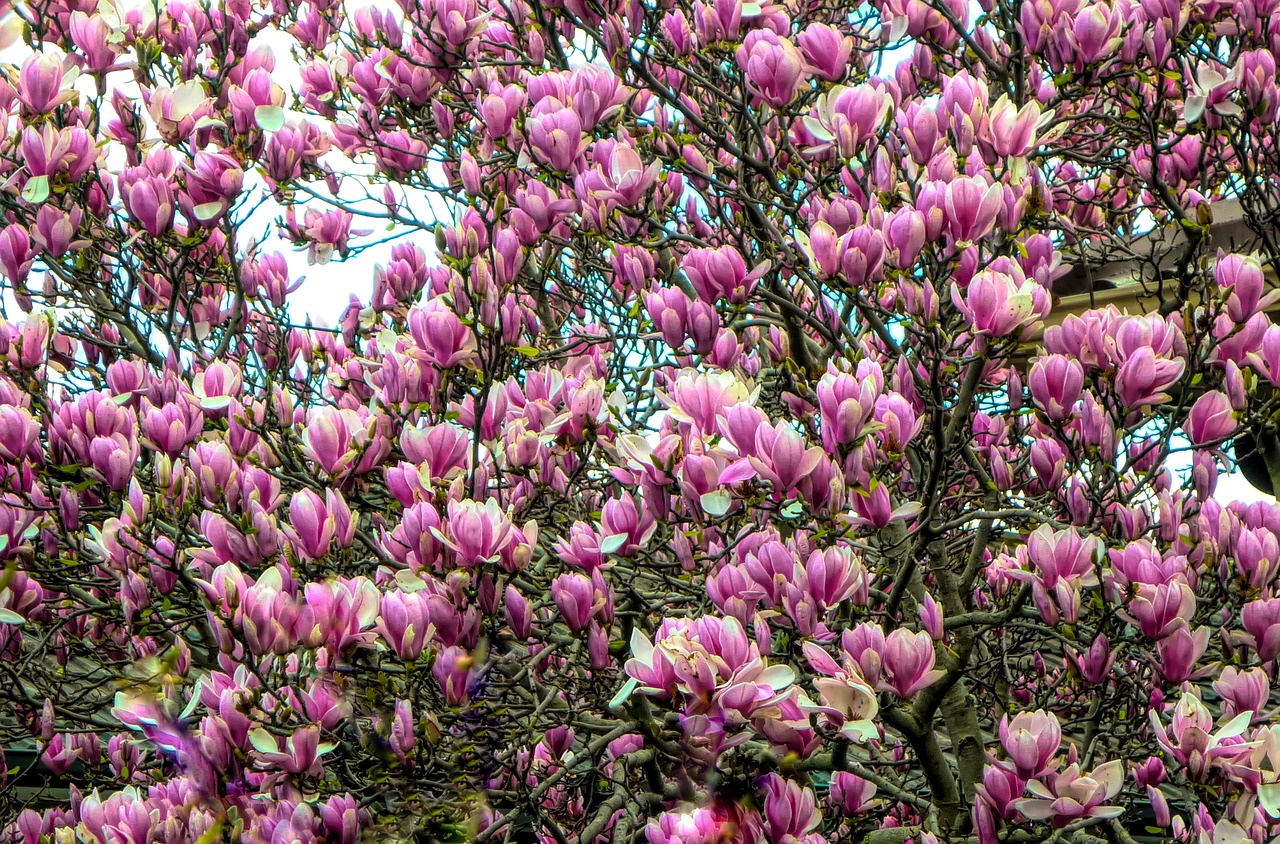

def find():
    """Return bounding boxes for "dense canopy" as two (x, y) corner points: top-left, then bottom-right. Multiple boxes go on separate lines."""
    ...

(4, 0), (1280, 843)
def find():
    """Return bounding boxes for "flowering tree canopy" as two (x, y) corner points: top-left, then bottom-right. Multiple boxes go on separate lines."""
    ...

(5, 0), (1280, 842)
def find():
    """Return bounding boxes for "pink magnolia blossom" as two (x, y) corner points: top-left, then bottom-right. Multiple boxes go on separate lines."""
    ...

(951, 267), (1050, 338)
(1014, 760), (1125, 825)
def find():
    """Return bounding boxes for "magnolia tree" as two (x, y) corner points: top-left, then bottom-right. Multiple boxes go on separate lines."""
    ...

(6, 0), (1280, 842)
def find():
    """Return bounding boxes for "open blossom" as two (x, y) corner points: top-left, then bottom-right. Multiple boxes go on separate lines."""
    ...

(799, 83), (894, 158)
(601, 143), (661, 207)
(287, 207), (370, 264)
(645, 805), (761, 844)
(182, 151), (245, 226)
(23, 123), (98, 183)
(1125, 580), (1196, 639)
(1150, 690), (1257, 782)
(249, 726), (336, 776)
(145, 80), (211, 143)
(1014, 760), (1125, 825)
(1184, 64), (1239, 125)
(1020, 525), (1100, 590)
(622, 615), (794, 715)
(800, 642), (879, 742)
(952, 267), (1050, 338)
(748, 420), (826, 494)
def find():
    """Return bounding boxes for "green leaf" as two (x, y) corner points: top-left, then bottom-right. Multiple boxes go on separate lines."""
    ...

(193, 202), (224, 222)
(1261, 782), (1280, 818)
(249, 728), (279, 754)
(21, 175), (48, 204)
(599, 533), (628, 555)
(607, 677), (638, 712)
(254, 105), (285, 132)
(0, 608), (24, 625)
(700, 490), (732, 516)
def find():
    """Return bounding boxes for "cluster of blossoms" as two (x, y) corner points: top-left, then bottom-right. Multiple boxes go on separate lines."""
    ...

(3, 0), (1280, 842)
